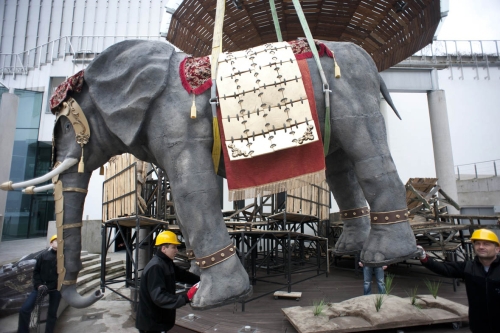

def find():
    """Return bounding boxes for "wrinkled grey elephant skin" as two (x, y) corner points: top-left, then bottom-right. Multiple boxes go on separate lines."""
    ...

(37, 40), (419, 309)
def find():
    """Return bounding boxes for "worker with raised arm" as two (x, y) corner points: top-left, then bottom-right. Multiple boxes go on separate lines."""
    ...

(417, 229), (500, 333)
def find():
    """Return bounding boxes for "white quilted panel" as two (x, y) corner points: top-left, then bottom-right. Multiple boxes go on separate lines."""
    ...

(217, 42), (317, 160)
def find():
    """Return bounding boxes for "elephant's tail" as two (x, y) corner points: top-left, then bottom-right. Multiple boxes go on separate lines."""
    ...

(379, 74), (402, 120)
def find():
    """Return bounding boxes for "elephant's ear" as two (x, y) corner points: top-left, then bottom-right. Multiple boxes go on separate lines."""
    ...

(84, 40), (174, 146)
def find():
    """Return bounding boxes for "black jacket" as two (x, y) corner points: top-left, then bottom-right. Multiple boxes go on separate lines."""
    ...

(422, 254), (500, 333)
(33, 248), (58, 291)
(135, 251), (200, 331)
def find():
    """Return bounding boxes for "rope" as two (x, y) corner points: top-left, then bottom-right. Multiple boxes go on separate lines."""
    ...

(291, 0), (332, 155)
(30, 286), (48, 331)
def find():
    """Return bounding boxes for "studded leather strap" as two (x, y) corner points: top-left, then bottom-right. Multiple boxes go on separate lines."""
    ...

(186, 249), (195, 260)
(370, 209), (409, 224)
(195, 243), (237, 269)
(340, 206), (370, 220)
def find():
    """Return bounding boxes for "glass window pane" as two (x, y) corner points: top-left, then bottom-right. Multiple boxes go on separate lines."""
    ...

(9, 129), (39, 182)
(15, 89), (43, 129)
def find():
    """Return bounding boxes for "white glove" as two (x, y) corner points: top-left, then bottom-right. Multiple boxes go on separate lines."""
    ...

(416, 245), (426, 260)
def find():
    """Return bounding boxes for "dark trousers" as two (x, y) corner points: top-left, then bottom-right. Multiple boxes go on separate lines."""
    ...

(18, 289), (61, 333)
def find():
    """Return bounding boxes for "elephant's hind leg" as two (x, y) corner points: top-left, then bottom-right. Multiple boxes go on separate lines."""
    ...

(335, 113), (418, 266)
(326, 149), (370, 256)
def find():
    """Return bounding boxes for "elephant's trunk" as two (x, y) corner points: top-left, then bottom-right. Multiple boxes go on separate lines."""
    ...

(0, 158), (78, 191)
(61, 285), (102, 309)
(55, 170), (103, 308)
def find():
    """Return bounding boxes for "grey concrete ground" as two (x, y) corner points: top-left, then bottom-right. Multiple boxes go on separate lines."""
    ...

(0, 237), (47, 266)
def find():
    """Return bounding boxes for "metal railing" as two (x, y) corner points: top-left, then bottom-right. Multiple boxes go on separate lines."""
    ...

(414, 40), (500, 60)
(455, 159), (499, 180)
(1, 37), (500, 78)
(0, 35), (164, 78)
(395, 40), (500, 80)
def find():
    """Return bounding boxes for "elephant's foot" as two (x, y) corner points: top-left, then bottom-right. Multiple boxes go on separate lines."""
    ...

(360, 221), (418, 266)
(333, 216), (370, 256)
(190, 255), (252, 310)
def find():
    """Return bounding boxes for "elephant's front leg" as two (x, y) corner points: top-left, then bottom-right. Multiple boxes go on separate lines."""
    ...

(157, 141), (251, 310)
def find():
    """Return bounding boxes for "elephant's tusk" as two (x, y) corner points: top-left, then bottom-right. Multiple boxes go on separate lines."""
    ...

(23, 184), (55, 194)
(3, 158), (78, 190)
(60, 284), (103, 309)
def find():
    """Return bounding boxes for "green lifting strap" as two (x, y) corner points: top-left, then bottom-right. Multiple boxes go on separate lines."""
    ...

(291, 0), (331, 156)
(269, 0), (283, 42)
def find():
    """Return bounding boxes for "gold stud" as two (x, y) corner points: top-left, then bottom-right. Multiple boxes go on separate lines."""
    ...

(396, 214), (400, 218)
(374, 217), (378, 221)
(196, 262), (200, 266)
(230, 248), (234, 252)
(211, 257), (215, 262)
(344, 213), (347, 216)
(221, 253), (225, 257)
(353, 212), (356, 216)
(202, 261), (206, 265)
(405, 213), (408, 216)
(361, 210), (364, 214)
(385, 216), (389, 221)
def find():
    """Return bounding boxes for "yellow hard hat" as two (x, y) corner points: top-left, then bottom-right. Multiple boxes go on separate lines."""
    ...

(155, 231), (181, 246)
(50, 234), (57, 243)
(470, 229), (499, 246)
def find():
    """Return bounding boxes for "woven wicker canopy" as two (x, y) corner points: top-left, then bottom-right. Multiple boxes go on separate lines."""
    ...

(166, 0), (441, 71)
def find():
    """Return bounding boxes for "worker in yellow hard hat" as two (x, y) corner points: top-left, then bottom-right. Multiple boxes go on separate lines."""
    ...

(417, 229), (500, 333)
(18, 234), (61, 333)
(136, 231), (200, 332)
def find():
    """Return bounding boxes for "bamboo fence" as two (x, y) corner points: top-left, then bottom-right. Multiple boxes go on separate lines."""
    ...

(102, 153), (147, 221)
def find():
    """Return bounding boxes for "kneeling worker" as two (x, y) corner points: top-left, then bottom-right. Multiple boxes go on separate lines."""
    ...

(136, 230), (200, 333)
(417, 228), (500, 333)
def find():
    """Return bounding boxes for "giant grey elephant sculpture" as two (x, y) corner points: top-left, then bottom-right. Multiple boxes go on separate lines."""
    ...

(1, 39), (418, 310)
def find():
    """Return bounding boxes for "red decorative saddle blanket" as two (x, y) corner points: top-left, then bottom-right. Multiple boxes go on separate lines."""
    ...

(49, 70), (85, 112)
(180, 39), (333, 95)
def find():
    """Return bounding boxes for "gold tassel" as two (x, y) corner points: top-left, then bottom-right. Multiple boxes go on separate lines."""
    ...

(334, 59), (341, 78)
(99, 166), (104, 175)
(190, 94), (197, 119)
(78, 148), (85, 173)
(212, 117), (221, 172)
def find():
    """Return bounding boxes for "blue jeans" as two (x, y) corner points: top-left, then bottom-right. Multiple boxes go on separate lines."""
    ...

(18, 289), (61, 333)
(363, 266), (386, 295)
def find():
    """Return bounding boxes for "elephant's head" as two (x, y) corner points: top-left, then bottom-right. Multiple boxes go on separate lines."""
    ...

(0, 40), (175, 308)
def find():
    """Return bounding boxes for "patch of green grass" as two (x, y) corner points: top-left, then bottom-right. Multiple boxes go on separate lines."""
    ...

(313, 299), (326, 316)
(384, 273), (395, 295)
(406, 286), (422, 309)
(424, 278), (442, 299)
(374, 294), (385, 312)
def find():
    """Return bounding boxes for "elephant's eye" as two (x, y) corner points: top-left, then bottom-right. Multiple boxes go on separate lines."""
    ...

(65, 122), (71, 131)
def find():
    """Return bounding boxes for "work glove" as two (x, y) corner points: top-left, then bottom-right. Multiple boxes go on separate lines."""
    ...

(416, 245), (427, 260)
(187, 282), (200, 301)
